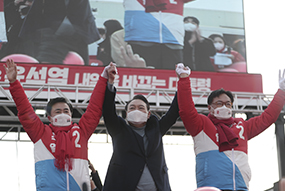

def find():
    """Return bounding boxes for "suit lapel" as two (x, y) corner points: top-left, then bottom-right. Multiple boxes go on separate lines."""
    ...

(128, 125), (145, 156)
(145, 116), (160, 156)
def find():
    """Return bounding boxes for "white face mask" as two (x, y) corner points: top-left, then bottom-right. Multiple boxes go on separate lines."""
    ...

(212, 105), (232, 120)
(51, 113), (72, 126)
(214, 42), (224, 51)
(184, 23), (197, 32)
(126, 110), (148, 125)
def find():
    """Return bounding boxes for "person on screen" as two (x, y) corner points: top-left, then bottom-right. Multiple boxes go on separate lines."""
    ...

(18, 0), (100, 65)
(0, 0), (34, 59)
(232, 38), (246, 60)
(208, 34), (246, 72)
(123, 0), (194, 69)
(110, 28), (128, 67)
(89, 27), (106, 57)
(175, 63), (285, 191)
(102, 66), (180, 190)
(183, 16), (216, 72)
(3, 59), (117, 191)
(97, 19), (123, 65)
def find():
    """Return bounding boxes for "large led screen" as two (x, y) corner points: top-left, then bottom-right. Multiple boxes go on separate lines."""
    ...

(0, 0), (247, 73)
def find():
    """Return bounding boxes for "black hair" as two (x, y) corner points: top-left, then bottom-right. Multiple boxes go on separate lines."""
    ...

(183, 16), (200, 26)
(103, 19), (123, 38)
(125, 94), (150, 111)
(46, 97), (73, 116)
(207, 89), (234, 105)
(208, 34), (226, 45)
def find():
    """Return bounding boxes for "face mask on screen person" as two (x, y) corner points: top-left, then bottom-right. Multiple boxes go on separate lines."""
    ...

(214, 42), (224, 51)
(184, 23), (197, 32)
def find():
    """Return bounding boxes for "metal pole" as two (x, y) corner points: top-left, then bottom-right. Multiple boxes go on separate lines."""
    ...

(275, 114), (285, 179)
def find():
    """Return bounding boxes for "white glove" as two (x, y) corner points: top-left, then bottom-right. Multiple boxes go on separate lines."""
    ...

(279, 69), (285, 91)
(101, 63), (117, 79)
(101, 65), (110, 79)
(176, 63), (191, 76)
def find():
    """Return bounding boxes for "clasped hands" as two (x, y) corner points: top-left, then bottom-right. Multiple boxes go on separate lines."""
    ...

(101, 62), (118, 84)
(176, 63), (191, 78)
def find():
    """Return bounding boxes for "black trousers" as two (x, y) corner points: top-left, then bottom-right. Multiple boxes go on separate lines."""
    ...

(129, 43), (183, 70)
(36, 28), (89, 65)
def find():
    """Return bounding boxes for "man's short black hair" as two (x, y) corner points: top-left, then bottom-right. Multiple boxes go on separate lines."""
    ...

(125, 94), (150, 111)
(207, 89), (234, 105)
(46, 97), (73, 116)
(183, 16), (200, 26)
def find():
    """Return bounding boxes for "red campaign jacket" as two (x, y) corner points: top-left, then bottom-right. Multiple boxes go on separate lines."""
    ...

(177, 77), (285, 190)
(9, 76), (107, 191)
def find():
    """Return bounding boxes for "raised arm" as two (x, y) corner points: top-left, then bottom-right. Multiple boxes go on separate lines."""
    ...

(79, 63), (116, 139)
(102, 63), (123, 136)
(5, 59), (45, 143)
(159, 93), (179, 135)
(176, 63), (205, 136)
(246, 69), (285, 139)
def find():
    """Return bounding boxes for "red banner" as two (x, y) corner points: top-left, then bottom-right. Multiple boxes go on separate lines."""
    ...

(0, 0), (3, 12)
(0, 62), (262, 93)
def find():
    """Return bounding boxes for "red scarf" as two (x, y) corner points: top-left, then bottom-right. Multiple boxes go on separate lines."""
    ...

(145, 0), (167, 12)
(50, 124), (74, 171)
(208, 114), (238, 152)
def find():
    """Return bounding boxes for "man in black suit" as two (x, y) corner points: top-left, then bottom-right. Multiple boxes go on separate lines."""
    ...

(102, 64), (180, 191)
